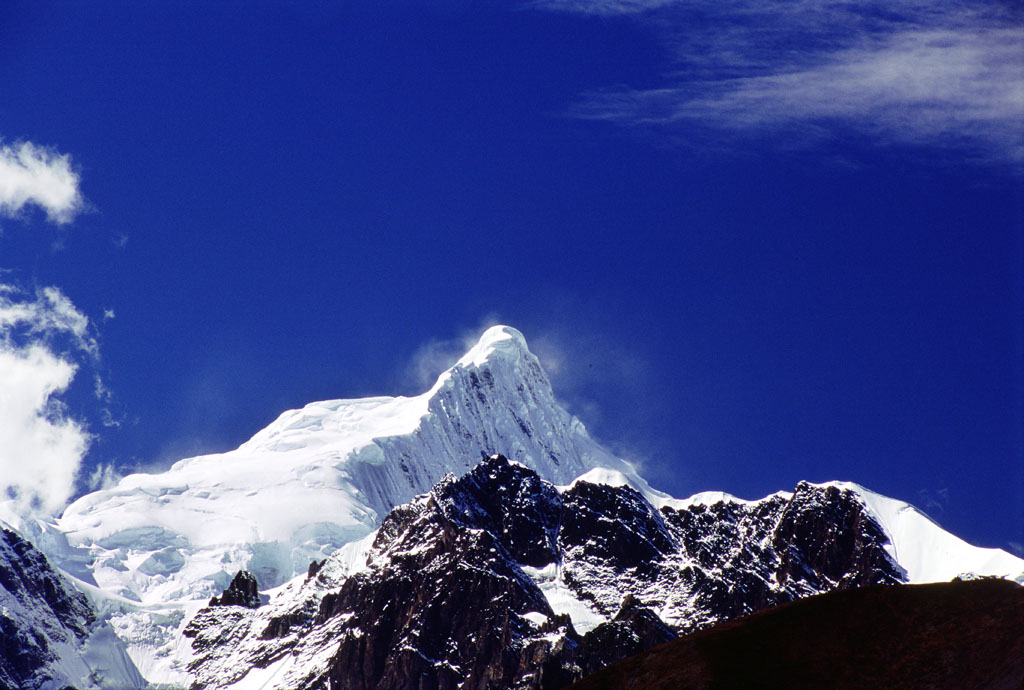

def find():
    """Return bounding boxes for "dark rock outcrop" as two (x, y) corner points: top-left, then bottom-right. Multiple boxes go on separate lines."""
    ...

(209, 570), (261, 609)
(323, 460), (571, 690)
(773, 481), (903, 591)
(0, 527), (96, 690)
(561, 595), (677, 683)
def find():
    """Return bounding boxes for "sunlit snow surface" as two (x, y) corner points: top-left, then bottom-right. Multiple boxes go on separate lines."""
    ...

(520, 562), (606, 634)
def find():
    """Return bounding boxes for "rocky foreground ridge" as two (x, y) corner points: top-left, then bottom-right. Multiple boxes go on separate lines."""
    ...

(183, 454), (983, 689)
(569, 578), (1024, 690)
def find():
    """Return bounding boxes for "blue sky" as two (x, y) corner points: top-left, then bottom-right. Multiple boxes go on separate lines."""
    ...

(0, 1), (1021, 553)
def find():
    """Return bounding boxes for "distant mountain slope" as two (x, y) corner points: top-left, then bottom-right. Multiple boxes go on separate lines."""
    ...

(0, 525), (145, 690)
(182, 456), (1024, 689)
(569, 579), (1024, 690)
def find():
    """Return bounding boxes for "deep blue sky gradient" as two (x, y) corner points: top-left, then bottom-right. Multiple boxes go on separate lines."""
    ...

(1, 2), (1021, 552)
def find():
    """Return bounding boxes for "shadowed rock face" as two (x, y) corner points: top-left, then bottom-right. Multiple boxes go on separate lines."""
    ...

(322, 503), (560, 690)
(0, 527), (146, 690)
(209, 570), (261, 609)
(0, 527), (96, 689)
(186, 455), (914, 690)
(773, 481), (901, 591)
(0, 528), (95, 631)
(569, 578), (1024, 690)
(319, 460), (680, 690)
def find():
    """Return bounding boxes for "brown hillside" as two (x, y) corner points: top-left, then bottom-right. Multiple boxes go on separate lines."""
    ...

(569, 579), (1024, 690)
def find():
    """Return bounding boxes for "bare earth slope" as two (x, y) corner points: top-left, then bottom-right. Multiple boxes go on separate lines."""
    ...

(570, 578), (1024, 690)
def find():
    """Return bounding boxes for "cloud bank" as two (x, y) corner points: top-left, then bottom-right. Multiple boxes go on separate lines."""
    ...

(0, 285), (97, 516)
(542, 0), (1024, 162)
(0, 141), (83, 224)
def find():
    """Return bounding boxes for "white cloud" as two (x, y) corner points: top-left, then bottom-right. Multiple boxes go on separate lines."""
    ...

(0, 141), (83, 224)
(547, 0), (1024, 162)
(0, 285), (96, 516)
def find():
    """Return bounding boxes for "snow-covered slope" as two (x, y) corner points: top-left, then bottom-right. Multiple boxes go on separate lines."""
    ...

(845, 481), (1024, 584)
(53, 326), (641, 685)
(0, 523), (146, 690)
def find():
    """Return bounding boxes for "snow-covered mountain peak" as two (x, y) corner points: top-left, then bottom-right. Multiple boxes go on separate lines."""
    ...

(59, 324), (618, 588)
(225, 325), (537, 458)
(51, 325), (639, 685)
(450, 324), (529, 370)
(33, 324), (1023, 688)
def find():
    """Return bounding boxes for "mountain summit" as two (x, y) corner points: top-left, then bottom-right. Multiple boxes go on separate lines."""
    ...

(52, 326), (640, 684)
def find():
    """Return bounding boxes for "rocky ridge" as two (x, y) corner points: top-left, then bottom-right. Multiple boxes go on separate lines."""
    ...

(183, 455), (941, 689)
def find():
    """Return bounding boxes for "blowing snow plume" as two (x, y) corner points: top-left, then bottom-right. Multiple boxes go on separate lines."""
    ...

(546, 0), (1024, 164)
(0, 285), (97, 517)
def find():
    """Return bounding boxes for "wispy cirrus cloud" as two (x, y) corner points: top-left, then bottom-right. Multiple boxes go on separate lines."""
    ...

(537, 0), (1024, 162)
(528, 0), (675, 14)
(0, 141), (83, 224)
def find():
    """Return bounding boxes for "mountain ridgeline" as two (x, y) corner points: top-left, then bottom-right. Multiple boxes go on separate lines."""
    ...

(183, 454), (990, 689)
(2, 326), (1022, 689)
